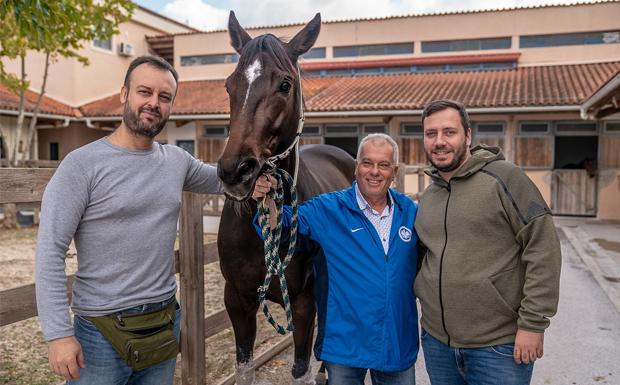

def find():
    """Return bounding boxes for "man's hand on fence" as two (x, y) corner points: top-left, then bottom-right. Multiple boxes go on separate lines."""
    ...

(48, 336), (85, 381)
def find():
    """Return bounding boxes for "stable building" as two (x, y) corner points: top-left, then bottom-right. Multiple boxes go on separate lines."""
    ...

(1, 1), (619, 219)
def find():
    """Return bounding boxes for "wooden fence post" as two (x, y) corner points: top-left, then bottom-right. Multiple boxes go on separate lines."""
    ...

(179, 192), (206, 384)
(394, 163), (406, 193)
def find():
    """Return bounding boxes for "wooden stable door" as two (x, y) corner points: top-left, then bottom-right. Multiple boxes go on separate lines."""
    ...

(551, 170), (596, 216)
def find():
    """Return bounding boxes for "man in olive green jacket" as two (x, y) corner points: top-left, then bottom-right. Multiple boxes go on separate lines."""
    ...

(415, 99), (562, 385)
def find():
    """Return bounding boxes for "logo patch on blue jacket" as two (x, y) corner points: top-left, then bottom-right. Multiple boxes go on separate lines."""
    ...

(398, 226), (412, 242)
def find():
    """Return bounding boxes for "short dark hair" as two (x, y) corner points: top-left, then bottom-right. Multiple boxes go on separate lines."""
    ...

(422, 99), (471, 133)
(123, 55), (179, 91)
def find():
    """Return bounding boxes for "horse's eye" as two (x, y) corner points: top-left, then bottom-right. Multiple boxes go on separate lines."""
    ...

(279, 80), (292, 94)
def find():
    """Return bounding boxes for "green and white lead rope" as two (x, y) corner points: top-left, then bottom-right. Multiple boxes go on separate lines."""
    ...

(257, 168), (298, 335)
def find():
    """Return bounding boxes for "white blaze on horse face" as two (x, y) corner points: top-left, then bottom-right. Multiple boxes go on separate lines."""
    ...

(243, 59), (262, 109)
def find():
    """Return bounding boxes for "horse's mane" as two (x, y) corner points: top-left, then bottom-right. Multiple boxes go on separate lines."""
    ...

(237, 34), (296, 76)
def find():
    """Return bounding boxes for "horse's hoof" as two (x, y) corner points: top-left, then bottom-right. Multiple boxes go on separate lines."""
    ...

(292, 366), (316, 385)
(235, 361), (256, 385)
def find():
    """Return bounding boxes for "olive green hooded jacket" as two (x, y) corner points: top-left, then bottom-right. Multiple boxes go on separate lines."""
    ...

(414, 145), (562, 348)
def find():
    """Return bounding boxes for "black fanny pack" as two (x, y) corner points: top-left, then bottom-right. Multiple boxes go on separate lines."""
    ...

(88, 300), (179, 371)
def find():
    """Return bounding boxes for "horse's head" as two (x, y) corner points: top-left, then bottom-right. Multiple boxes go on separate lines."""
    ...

(582, 157), (597, 178)
(217, 11), (321, 201)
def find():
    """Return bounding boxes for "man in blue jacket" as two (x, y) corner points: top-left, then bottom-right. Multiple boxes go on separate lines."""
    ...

(253, 133), (419, 385)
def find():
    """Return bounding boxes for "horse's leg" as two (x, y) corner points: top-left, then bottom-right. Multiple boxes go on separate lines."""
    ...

(290, 282), (317, 385)
(224, 282), (259, 385)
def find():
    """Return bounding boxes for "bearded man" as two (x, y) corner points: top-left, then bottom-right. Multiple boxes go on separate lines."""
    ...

(414, 99), (562, 385)
(35, 55), (222, 384)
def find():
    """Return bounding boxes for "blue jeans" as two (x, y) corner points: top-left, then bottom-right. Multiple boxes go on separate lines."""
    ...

(323, 361), (415, 385)
(70, 296), (181, 385)
(420, 328), (533, 385)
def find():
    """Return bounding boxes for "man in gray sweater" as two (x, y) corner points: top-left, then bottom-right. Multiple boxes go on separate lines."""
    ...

(35, 55), (221, 384)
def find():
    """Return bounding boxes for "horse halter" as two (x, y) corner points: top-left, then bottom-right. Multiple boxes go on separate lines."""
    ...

(264, 64), (305, 186)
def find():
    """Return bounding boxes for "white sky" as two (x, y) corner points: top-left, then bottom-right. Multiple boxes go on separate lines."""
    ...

(133, 0), (603, 32)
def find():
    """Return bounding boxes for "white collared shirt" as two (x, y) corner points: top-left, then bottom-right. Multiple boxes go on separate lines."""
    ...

(355, 184), (394, 254)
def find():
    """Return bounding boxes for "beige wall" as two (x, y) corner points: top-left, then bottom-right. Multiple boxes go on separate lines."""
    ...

(597, 170), (620, 220)
(172, 2), (620, 80)
(527, 170), (554, 207)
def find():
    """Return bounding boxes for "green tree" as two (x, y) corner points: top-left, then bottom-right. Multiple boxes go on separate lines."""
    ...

(0, 0), (136, 167)
(0, 0), (135, 229)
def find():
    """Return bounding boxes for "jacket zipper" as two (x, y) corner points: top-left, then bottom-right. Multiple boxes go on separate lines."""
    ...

(439, 183), (451, 346)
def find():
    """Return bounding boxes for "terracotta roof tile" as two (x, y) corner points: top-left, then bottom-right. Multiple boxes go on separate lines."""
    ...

(0, 84), (77, 116)
(77, 61), (620, 117)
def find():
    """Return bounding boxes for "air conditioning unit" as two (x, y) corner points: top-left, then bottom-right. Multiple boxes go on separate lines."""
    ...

(119, 42), (135, 56)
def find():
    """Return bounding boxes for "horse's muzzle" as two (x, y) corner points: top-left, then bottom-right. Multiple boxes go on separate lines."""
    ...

(217, 156), (262, 200)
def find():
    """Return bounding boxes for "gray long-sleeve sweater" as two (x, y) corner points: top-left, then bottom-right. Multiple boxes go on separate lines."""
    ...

(35, 138), (222, 341)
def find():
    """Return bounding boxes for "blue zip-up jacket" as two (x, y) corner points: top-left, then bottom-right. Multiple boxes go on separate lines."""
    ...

(256, 183), (419, 371)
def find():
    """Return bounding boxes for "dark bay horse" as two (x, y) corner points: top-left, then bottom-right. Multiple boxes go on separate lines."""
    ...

(562, 156), (597, 178)
(216, 11), (355, 385)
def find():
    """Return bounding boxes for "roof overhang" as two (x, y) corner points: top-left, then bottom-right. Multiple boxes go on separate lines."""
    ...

(0, 105), (584, 123)
(171, 105), (580, 120)
(580, 71), (620, 120)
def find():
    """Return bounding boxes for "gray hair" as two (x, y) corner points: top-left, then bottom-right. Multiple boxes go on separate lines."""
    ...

(357, 133), (399, 168)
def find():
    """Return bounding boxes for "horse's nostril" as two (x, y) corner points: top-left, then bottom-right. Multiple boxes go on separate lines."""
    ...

(237, 158), (260, 181)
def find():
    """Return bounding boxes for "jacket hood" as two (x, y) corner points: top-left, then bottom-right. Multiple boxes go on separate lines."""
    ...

(425, 144), (505, 184)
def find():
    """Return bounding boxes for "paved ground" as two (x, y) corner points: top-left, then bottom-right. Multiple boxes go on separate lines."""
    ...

(249, 217), (620, 385)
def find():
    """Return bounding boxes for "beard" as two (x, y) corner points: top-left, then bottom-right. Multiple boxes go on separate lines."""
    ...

(123, 101), (168, 139)
(425, 140), (470, 173)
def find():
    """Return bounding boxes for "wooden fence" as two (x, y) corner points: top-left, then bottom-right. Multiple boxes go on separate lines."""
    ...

(0, 168), (293, 385)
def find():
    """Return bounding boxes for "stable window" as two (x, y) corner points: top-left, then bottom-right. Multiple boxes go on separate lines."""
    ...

(302, 48), (326, 59)
(400, 123), (423, 136)
(473, 122), (505, 150)
(363, 124), (386, 134)
(520, 122), (550, 134)
(604, 122), (620, 134)
(602, 122), (620, 168)
(520, 31), (620, 48)
(325, 125), (359, 134)
(325, 68), (351, 77)
(353, 67), (382, 76)
(556, 122), (598, 134)
(422, 37), (511, 53)
(515, 122), (553, 168)
(476, 122), (505, 134)
(302, 124), (321, 135)
(181, 53), (239, 66)
(333, 43), (413, 58)
(203, 125), (228, 137)
(198, 127), (228, 163)
(177, 140), (195, 156)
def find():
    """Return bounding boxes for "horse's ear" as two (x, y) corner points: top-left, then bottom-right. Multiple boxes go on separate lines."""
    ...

(228, 11), (252, 55)
(285, 13), (321, 63)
